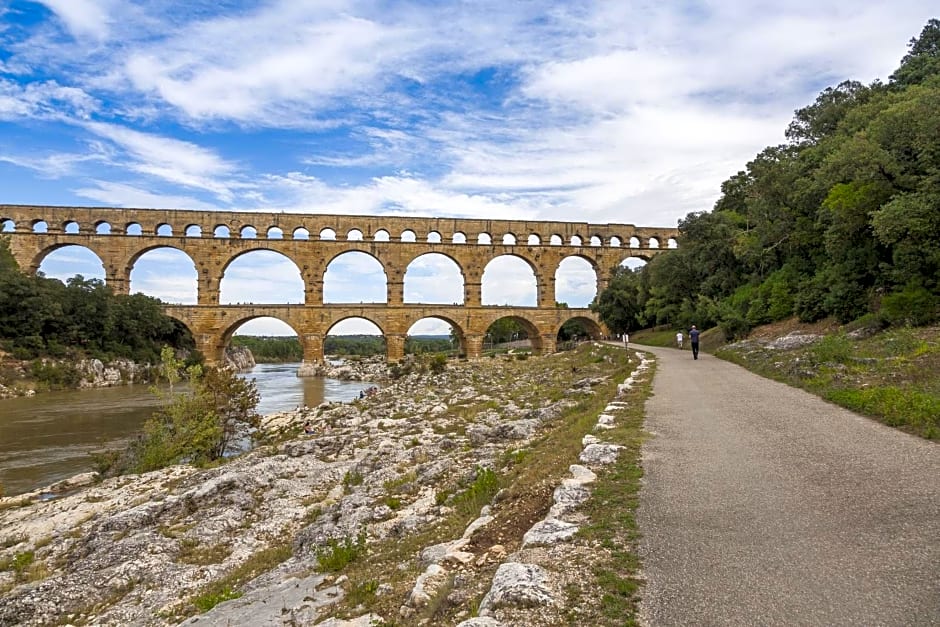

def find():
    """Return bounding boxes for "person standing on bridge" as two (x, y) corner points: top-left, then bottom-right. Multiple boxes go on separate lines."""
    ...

(689, 325), (700, 360)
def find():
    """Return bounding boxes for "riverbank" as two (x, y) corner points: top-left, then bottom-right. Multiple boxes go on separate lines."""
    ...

(0, 346), (256, 400)
(0, 344), (652, 626)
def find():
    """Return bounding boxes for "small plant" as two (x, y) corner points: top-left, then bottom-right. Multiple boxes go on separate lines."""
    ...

(193, 586), (241, 612)
(347, 578), (380, 607)
(383, 496), (402, 510)
(316, 530), (367, 572)
(343, 469), (364, 489)
(451, 466), (499, 517)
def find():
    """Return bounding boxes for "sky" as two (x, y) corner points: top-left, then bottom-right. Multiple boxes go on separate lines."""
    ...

(1, 1), (935, 336)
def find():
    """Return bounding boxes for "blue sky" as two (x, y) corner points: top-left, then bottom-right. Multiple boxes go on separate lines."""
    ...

(1, 1), (935, 336)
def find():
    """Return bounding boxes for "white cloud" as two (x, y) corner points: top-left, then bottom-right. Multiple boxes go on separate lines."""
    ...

(73, 181), (222, 210)
(83, 122), (242, 201)
(37, 0), (112, 40)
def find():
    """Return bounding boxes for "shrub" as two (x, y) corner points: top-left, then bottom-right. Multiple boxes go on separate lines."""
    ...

(880, 285), (938, 326)
(316, 530), (367, 572)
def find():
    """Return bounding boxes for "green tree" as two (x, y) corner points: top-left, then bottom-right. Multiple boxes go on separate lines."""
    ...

(590, 266), (643, 333)
(130, 352), (261, 473)
(890, 19), (940, 87)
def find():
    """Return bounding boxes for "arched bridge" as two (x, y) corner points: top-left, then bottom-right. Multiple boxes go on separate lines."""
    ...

(0, 205), (678, 366)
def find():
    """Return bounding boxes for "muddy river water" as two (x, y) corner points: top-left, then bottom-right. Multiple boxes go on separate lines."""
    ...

(0, 363), (373, 496)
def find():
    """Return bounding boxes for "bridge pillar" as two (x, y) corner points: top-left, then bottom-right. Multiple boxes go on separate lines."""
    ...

(196, 333), (224, 367)
(387, 280), (404, 306)
(105, 271), (129, 295)
(464, 334), (483, 359)
(198, 277), (220, 305)
(465, 282), (482, 307)
(539, 334), (557, 356)
(297, 333), (324, 376)
(306, 280), (324, 306)
(538, 278), (556, 308)
(386, 333), (406, 363)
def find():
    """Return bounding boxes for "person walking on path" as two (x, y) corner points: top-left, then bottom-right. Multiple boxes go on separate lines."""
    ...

(689, 325), (700, 359)
(636, 345), (940, 626)
(623, 332), (629, 350)
(675, 331), (683, 349)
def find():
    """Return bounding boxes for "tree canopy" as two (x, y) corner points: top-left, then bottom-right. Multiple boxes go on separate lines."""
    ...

(593, 20), (940, 336)
(0, 238), (195, 362)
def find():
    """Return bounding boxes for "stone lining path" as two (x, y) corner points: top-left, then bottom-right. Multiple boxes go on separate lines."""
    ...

(636, 345), (940, 626)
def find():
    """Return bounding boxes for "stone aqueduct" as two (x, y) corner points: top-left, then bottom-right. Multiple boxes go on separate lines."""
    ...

(0, 205), (678, 366)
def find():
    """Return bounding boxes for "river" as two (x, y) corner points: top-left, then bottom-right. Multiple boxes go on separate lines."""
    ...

(0, 363), (374, 497)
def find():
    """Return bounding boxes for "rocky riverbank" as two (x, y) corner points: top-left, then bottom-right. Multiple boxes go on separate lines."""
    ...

(0, 344), (652, 626)
(0, 346), (256, 400)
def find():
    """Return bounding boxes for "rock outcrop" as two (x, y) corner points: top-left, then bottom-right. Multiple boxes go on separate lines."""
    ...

(0, 344), (651, 626)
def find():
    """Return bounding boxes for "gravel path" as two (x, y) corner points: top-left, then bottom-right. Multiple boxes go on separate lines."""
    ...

(635, 345), (940, 627)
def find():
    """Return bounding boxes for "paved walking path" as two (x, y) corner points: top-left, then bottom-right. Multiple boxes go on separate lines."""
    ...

(635, 345), (940, 626)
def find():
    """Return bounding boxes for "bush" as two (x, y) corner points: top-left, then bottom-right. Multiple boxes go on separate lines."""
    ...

(316, 530), (367, 572)
(880, 285), (938, 326)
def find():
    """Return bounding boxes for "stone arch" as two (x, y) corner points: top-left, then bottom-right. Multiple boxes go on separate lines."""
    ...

(667, 237), (679, 249)
(64, 220), (80, 234)
(554, 255), (599, 307)
(326, 315), (387, 336)
(94, 221), (111, 235)
(32, 220), (48, 233)
(1, 218), (14, 232)
(129, 245), (198, 304)
(589, 235), (602, 247)
(503, 233), (517, 245)
(214, 225), (230, 238)
(185, 224), (202, 237)
(556, 315), (603, 341)
(453, 231), (467, 244)
(374, 229), (390, 242)
(293, 227), (310, 240)
(610, 236), (622, 247)
(478, 232), (492, 245)
(483, 314), (543, 354)
(220, 249), (305, 305)
(267, 226), (284, 239)
(570, 235), (582, 246)
(157, 223), (173, 237)
(347, 229), (364, 241)
(550, 234), (562, 246)
(323, 250), (388, 303)
(126, 222), (142, 236)
(629, 236), (641, 248)
(403, 253), (465, 304)
(648, 237), (660, 249)
(240, 225), (257, 239)
(401, 229), (417, 243)
(320, 228), (337, 241)
(427, 230), (442, 243)
(405, 315), (465, 355)
(528, 233), (541, 245)
(34, 243), (106, 282)
(219, 312), (305, 350)
(619, 255), (650, 271)
(481, 254), (538, 306)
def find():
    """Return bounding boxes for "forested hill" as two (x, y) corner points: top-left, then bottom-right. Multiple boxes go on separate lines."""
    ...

(593, 19), (940, 338)
(0, 239), (194, 363)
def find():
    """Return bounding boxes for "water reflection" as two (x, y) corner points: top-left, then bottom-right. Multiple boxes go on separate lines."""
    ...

(0, 363), (375, 496)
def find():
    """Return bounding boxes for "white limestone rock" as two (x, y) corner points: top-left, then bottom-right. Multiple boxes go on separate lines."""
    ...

(579, 443), (624, 466)
(522, 518), (579, 547)
(479, 563), (556, 613)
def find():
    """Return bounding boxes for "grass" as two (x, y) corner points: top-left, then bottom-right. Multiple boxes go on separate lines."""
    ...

(183, 543), (293, 617)
(717, 322), (940, 439)
(316, 530), (367, 572)
(321, 342), (643, 624)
